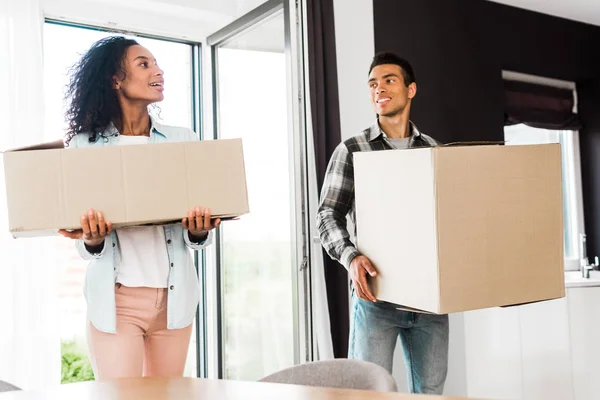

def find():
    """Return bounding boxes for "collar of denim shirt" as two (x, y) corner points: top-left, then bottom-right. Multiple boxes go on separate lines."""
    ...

(103, 115), (168, 140)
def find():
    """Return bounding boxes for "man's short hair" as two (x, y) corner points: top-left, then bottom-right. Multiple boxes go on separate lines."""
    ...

(369, 52), (416, 87)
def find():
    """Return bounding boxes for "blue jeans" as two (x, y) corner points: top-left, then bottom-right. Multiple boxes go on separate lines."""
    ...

(348, 292), (449, 394)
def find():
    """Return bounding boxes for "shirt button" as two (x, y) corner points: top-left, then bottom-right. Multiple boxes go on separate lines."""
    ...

(167, 239), (172, 244)
(170, 263), (174, 268)
(112, 243), (116, 247)
(170, 285), (174, 290)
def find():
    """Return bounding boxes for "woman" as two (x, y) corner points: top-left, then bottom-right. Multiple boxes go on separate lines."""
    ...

(58, 36), (220, 380)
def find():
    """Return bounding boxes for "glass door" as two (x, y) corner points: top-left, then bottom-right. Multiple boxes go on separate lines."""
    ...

(207, 0), (310, 380)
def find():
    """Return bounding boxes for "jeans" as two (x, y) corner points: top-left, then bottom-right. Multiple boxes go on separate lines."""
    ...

(348, 291), (449, 394)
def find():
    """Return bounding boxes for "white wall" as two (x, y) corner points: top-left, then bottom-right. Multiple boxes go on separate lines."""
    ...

(332, 0), (375, 141)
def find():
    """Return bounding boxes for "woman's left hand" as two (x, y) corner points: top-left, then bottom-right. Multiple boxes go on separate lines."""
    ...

(182, 206), (221, 241)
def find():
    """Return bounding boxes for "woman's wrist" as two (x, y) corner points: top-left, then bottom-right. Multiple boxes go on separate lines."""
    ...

(188, 231), (208, 243)
(84, 238), (105, 248)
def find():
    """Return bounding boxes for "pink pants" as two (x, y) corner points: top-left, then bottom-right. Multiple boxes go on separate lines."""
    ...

(87, 284), (193, 380)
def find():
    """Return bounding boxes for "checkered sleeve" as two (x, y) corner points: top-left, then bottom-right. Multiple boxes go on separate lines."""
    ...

(316, 142), (361, 270)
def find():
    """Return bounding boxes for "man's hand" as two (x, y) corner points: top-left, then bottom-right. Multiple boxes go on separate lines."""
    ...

(349, 255), (378, 302)
(58, 208), (113, 248)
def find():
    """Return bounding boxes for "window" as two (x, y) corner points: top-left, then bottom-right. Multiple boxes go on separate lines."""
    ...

(212, 10), (298, 380)
(43, 22), (194, 141)
(42, 21), (199, 380)
(504, 124), (585, 271)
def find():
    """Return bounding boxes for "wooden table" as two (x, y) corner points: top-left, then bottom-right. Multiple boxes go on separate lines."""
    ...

(0, 377), (483, 399)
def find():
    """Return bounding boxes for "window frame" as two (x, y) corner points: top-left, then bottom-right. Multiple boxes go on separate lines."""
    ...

(206, 0), (312, 379)
(566, 129), (586, 271)
(502, 70), (585, 272)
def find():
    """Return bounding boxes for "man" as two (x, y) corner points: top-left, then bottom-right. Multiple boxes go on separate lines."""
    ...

(316, 52), (449, 395)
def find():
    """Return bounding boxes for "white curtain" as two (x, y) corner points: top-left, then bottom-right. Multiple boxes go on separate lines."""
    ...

(305, 106), (334, 361)
(0, 0), (61, 389)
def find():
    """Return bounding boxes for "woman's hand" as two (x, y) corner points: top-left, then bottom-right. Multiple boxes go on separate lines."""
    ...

(59, 209), (113, 247)
(182, 207), (221, 242)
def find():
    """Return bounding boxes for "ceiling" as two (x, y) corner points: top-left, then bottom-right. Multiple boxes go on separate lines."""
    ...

(489, 0), (600, 26)
(43, 0), (279, 44)
(169, 0), (600, 28)
(164, 0), (269, 18)
(43, 0), (600, 48)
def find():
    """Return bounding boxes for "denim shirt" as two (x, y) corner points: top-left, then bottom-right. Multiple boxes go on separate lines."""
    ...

(69, 118), (212, 334)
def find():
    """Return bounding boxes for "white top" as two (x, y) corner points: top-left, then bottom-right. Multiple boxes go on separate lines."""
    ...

(116, 135), (150, 145)
(380, 127), (412, 150)
(115, 134), (170, 288)
(387, 137), (411, 150)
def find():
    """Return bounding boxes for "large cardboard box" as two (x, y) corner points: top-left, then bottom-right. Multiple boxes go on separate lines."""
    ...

(2, 139), (249, 237)
(354, 143), (565, 314)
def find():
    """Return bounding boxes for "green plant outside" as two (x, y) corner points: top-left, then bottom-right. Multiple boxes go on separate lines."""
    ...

(61, 340), (95, 384)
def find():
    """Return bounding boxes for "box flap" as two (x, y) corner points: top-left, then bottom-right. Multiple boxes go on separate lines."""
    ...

(440, 141), (505, 147)
(434, 143), (564, 313)
(3, 140), (65, 153)
(355, 148), (440, 313)
(500, 293), (566, 308)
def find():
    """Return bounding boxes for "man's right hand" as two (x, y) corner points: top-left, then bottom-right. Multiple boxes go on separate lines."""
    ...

(349, 255), (378, 302)
(59, 208), (113, 247)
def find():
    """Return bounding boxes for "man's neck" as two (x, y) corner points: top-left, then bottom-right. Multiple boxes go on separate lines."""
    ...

(378, 113), (411, 139)
(117, 103), (151, 137)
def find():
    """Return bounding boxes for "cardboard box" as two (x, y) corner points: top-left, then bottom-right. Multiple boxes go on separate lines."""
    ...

(2, 139), (249, 237)
(354, 143), (565, 314)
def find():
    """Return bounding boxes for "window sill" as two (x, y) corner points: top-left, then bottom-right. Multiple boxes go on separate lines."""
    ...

(565, 270), (600, 288)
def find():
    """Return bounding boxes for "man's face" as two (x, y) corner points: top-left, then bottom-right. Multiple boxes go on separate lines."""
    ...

(368, 64), (416, 117)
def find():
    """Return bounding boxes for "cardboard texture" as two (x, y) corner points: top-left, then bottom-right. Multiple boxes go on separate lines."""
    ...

(2, 139), (249, 238)
(354, 143), (565, 314)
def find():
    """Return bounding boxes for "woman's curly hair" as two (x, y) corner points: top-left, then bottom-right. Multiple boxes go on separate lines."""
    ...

(65, 36), (139, 145)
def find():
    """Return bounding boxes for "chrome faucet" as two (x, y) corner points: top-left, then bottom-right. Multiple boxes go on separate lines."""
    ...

(580, 233), (599, 279)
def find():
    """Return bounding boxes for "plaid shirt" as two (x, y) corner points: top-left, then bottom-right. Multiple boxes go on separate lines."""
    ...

(316, 120), (440, 269)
